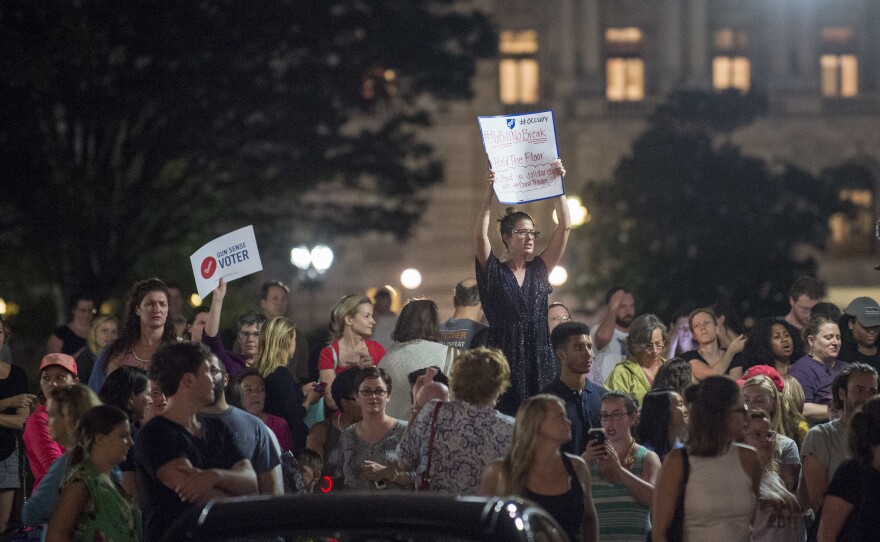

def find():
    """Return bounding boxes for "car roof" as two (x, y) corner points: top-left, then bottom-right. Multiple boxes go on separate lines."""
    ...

(166, 493), (544, 541)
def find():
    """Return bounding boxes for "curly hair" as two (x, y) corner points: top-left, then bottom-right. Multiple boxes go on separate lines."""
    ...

(741, 318), (805, 370)
(106, 278), (177, 362)
(449, 347), (511, 405)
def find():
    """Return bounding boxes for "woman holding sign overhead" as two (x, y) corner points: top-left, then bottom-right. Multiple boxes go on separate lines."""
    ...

(475, 159), (570, 415)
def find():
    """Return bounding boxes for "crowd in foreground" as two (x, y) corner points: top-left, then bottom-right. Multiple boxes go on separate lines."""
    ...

(2, 166), (879, 541)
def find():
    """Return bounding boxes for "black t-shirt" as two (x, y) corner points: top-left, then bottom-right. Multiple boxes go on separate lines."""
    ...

(681, 349), (737, 375)
(263, 368), (308, 450)
(135, 415), (246, 542)
(837, 346), (880, 374)
(52, 325), (87, 355)
(0, 364), (28, 461)
(825, 459), (880, 542)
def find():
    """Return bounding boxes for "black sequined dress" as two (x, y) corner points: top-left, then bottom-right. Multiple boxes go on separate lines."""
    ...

(476, 252), (556, 415)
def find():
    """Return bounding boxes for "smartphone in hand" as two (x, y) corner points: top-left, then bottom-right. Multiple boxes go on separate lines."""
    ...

(313, 382), (327, 395)
(586, 428), (607, 446)
(423, 367), (438, 384)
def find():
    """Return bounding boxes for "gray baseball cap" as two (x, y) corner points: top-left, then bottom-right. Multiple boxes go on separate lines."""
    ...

(845, 297), (880, 327)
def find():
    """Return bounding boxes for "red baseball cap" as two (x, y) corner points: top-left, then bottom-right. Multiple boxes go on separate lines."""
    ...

(737, 364), (784, 392)
(39, 353), (78, 376)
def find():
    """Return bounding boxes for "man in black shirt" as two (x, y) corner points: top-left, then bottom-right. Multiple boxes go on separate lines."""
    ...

(135, 342), (257, 542)
(542, 321), (607, 454)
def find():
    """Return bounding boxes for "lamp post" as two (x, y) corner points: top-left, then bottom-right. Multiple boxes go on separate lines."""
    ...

(291, 244), (335, 327)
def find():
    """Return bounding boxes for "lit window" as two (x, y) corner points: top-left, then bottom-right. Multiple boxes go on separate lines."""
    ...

(712, 29), (750, 92)
(605, 27), (644, 101)
(820, 27), (858, 98)
(821, 54), (858, 97)
(829, 188), (874, 257)
(499, 30), (539, 104)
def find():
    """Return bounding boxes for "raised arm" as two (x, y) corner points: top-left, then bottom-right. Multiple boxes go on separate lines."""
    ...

(475, 169), (495, 272)
(538, 160), (571, 271)
(595, 290), (623, 351)
(205, 278), (226, 338)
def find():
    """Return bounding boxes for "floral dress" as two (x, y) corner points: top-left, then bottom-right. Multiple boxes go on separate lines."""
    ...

(61, 461), (142, 542)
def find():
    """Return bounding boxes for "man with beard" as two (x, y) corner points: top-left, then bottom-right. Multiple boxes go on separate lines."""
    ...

(783, 276), (825, 331)
(543, 322), (607, 454)
(200, 355), (283, 495)
(799, 363), (878, 511)
(136, 342), (257, 542)
(590, 287), (636, 386)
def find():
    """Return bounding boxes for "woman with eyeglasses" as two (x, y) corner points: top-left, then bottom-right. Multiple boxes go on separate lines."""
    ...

(475, 160), (570, 415)
(741, 409), (802, 542)
(339, 367), (411, 490)
(201, 278), (266, 380)
(584, 391), (659, 541)
(605, 314), (668, 405)
(681, 308), (747, 381)
(548, 302), (572, 333)
(652, 377), (761, 542)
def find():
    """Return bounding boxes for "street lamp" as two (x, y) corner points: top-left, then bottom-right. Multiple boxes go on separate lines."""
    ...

(291, 244), (335, 286)
(549, 266), (568, 286)
(400, 268), (422, 290)
(552, 196), (590, 227)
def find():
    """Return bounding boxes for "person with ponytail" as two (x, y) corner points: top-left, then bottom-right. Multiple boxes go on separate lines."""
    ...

(46, 405), (141, 542)
(817, 395), (880, 541)
(475, 160), (571, 415)
(479, 394), (598, 542)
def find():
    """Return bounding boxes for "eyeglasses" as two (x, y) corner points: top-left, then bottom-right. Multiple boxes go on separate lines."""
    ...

(512, 229), (540, 239)
(642, 341), (665, 353)
(239, 331), (260, 339)
(358, 388), (388, 398)
(747, 430), (777, 442)
(549, 315), (571, 322)
(599, 412), (629, 423)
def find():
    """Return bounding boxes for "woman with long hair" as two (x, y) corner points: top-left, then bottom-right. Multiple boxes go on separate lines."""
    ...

(585, 391), (659, 541)
(318, 294), (385, 411)
(480, 394), (598, 542)
(651, 357), (692, 397)
(22, 384), (102, 530)
(681, 308), (746, 381)
(818, 396), (880, 541)
(74, 316), (118, 386)
(652, 377), (761, 542)
(788, 315), (849, 424)
(740, 317), (805, 377)
(0, 315), (34, 532)
(88, 278), (177, 392)
(98, 366), (151, 501)
(46, 405), (141, 542)
(741, 373), (806, 490)
(637, 388), (688, 462)
(380, 298), (450, 419)
(742, 409), (802, 542)
(605, 314), (668, 404)
(474, 160), (570, 415)
(306, 367), (362, 484)
(252, 317), (321, 450)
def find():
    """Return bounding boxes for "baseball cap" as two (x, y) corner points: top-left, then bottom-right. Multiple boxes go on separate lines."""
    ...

(39, 353), (78, 376)
(845, 297), (880, 328)
(737, 364), (784, 392)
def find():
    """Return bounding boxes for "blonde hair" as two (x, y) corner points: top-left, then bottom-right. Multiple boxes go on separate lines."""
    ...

(87, 315), (118, 355)
(498, 395), (564, 495)
(253, 317), (296, 378)
(743, 375), (807, 448)
(329, 294), (372, 340)
(449, 347), (510, 405)
(746, 409), (780, 473)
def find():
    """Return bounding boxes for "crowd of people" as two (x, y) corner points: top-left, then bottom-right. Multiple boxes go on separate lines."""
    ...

(1, 169), (879, 541)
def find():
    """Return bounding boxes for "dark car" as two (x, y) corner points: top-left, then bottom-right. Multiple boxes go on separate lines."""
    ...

(161, 492), (570, 542)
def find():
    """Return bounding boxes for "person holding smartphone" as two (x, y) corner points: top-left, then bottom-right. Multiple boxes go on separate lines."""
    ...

(585, 391), (659, 541)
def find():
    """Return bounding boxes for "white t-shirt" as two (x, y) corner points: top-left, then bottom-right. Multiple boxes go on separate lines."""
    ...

(589, 327), (629, 386)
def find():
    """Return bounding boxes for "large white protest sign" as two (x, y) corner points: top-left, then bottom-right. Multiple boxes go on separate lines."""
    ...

(190, 226), (263, 299)
(477, 110), (564, 204)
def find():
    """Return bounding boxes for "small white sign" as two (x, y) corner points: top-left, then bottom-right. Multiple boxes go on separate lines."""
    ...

(477, 110), (564, 204)
(190, 226), (263, 298)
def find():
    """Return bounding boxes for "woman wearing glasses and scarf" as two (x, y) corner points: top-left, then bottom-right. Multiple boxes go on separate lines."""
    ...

(475, 159), (570, 415)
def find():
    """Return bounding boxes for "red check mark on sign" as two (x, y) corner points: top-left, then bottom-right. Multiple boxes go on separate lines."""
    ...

(200, 257), (217, 279)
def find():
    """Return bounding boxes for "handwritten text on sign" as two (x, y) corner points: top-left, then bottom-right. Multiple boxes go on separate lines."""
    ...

(477, 110), (564, 204)
(190, 226), (264, 299)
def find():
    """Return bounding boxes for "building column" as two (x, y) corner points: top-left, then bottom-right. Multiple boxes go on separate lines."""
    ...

(686, 0), (710, 88)
(579, 0), (603, 94)
(794, 0), (818, 90)
(659, 0), (684, 93)
(557, 0), (577, 99)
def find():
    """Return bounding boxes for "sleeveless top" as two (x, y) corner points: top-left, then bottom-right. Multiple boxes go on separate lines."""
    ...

(525, 454), (585, 542)
(590, 445), (651, 541)
(62, 461), (142, 542)
(683, 443), (756, 542)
